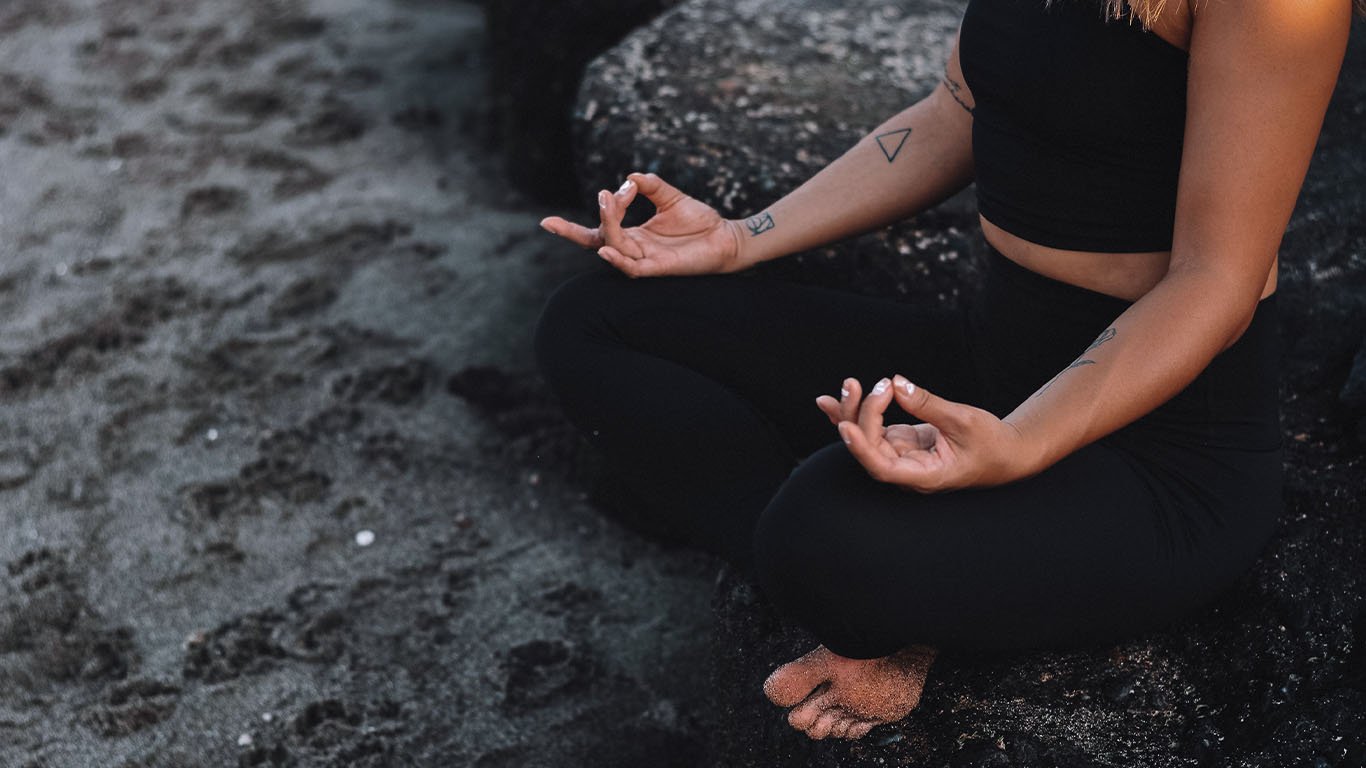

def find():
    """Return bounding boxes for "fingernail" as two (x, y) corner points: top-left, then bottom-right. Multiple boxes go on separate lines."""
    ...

(618, 179), (634, 193)
(598, 191), (609, 209)
(539, 219), (553, 233)
(872, 378), (890, 395)
(902, 380), (916, 396)
(840, 387), (849, 399)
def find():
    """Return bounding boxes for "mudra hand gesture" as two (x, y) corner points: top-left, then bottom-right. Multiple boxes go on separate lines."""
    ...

(816, 375), (1033, 493)
(539, 172), (746, 277)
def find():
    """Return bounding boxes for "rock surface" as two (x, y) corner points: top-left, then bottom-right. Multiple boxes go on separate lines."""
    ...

(574, 0), (983, 306)
(1341, 335), (1366, 439)
(475, 0), (683, 204)
(574, 2), (1366, 766)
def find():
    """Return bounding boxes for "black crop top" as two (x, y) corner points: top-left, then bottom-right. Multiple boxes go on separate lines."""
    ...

(959, 0), (1189, 252)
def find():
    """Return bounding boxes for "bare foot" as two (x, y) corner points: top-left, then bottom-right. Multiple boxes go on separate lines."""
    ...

(762, 643), (937, 740)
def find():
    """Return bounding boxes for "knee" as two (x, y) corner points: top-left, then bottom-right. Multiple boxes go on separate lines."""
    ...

(752, 444), (866, 603)
(533, 266), (623, 381)
(752, 444), (912, 657)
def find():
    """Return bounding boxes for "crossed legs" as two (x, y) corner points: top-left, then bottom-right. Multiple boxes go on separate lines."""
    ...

(534, 264), (1262, 739)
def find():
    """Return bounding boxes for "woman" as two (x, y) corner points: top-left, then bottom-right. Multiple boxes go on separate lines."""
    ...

(534, 0), (1357, 742)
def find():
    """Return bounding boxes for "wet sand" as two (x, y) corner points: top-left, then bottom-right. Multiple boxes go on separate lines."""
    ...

(0, 1), (716, 765)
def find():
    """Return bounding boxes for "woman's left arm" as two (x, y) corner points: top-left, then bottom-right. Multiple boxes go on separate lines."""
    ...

(833, 0), (1352, 491)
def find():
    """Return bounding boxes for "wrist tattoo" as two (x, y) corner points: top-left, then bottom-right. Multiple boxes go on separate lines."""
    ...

(745, 211), (776, 236)
(943, 74), (974, 115)
(874, 127), (913, 163)
(1031, 327), (1116, 397)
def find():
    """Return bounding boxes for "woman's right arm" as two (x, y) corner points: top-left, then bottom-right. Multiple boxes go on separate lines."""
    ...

(541, 30), (975, 276)
(733, 32), (976, 269)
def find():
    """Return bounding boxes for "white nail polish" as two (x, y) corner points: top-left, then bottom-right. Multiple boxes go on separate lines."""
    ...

(902, 380), (916, 396)
(598, 191), (608, 208)
(618, 179), (634, 193)
(840, 388), (849, 399)
(872, 379), (890, 395)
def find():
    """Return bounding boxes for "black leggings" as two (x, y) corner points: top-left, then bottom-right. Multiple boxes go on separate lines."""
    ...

(533, 243), (1283, 659)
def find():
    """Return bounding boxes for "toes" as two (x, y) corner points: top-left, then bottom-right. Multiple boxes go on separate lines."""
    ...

(808, 710), (841, 740)
(763, 648), (831, 708)
(829, 718), (854, 740)
(786, 688), (835, 731)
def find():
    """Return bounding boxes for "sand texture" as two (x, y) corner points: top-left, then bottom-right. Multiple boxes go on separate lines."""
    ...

(0, 1), (717, 766)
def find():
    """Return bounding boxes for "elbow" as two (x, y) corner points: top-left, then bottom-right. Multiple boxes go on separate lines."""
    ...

(1162, 260), (1270, 353)
(1220, 309), (1257, 352)
(1214, 284), (1270, 353)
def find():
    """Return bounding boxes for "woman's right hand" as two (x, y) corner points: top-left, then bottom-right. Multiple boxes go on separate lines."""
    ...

(539, 172), (747, 278)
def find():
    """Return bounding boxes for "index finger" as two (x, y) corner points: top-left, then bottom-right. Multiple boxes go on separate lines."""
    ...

(540, 216), (604, 249)
(598, 189), (628, 250)
(838, 422), (899, 482)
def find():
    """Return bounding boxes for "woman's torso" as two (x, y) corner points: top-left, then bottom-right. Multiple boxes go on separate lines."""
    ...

(966, 0), (1279, 302)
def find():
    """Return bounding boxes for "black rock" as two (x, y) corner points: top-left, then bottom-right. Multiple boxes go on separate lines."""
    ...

(572, 2), (1366, 766)
(573, 0), (980, 305)
(474, 0), (685, 204)
(1340, 334), (1366, 415)
(952, 739), (1013, 768)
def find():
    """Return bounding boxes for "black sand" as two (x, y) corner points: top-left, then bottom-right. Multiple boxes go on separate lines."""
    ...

(0, 1), (716, 765)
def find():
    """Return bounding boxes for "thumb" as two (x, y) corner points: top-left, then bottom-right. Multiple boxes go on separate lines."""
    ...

(891, 375), (961, 428)
(628, 171), (686, 210)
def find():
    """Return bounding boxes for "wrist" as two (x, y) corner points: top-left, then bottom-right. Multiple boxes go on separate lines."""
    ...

(723, 218), (753, 272)
(999, 415), (1049, 482)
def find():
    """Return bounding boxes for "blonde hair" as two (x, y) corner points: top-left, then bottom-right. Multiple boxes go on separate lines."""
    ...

(1105, 0), (1176, 28)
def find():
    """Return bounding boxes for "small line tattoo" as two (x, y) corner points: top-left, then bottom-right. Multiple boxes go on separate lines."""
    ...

(1083, 327), (1117, 353)
(942, 75), (974, 114)
(1031, 327), (1117, 397)
(745, 211), (775, 236)
(874, 128), (913, 163)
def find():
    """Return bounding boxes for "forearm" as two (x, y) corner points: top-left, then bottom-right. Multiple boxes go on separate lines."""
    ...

(732, 83), (974, 269)
(1002, 269), (1262, 476)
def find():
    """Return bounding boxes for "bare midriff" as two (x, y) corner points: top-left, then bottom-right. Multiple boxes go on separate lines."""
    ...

(980, 215), (1279, 302)
(978, 0), (1273, 303)
(978, 2), (1276, 303)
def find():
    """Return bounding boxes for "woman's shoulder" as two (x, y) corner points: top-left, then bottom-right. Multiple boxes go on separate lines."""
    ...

(1188, 0), (1353, 52)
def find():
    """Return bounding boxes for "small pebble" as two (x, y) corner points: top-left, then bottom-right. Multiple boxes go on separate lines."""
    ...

(355, 529), (375, 547)
(237, 733), (252, 747)
(874, 731), (904, 746)
(55, 263), (69, 277)
(261, 712), (273, 722)
(206, 428), (219, 442)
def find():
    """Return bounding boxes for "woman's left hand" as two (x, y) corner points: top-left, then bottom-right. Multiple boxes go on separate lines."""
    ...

(815, 375), (1035, 493)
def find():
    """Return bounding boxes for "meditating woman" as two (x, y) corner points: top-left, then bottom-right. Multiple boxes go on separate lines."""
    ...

(534, 0), (1358, 741)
